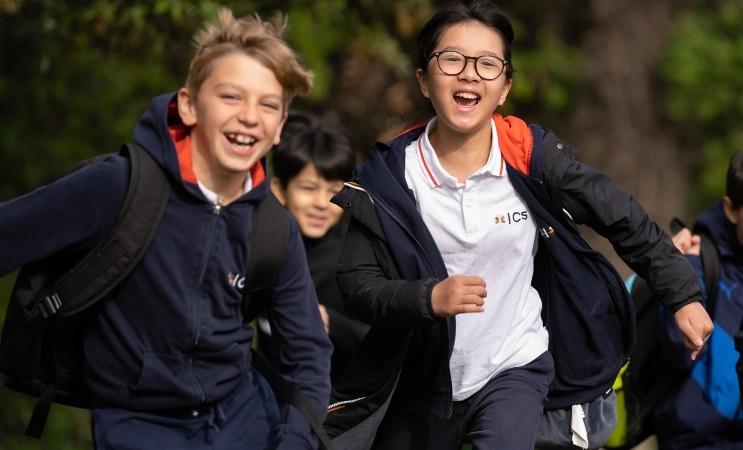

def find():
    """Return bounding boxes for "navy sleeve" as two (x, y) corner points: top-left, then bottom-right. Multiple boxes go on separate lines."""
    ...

(265, 218), (332, 448)
(0, 155), (129, 276)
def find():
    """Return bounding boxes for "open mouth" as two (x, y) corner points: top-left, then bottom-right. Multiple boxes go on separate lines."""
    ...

(306, 214), (328, 226)
(453, 91), (481, 107)
(225, 132), (257, 149)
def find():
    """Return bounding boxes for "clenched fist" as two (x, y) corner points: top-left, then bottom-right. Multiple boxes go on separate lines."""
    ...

(431, 275), (487, 317)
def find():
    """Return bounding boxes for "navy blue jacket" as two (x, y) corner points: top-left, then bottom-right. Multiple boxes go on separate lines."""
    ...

(0, 93), (332, 445)
(334, 116), (701, 418)
(656, 202), (743, 449)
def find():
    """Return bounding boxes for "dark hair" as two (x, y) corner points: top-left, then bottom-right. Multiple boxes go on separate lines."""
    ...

(272, 112), (355, 187)
(726, 150), (743, 208)
(416, 0), (515, 80)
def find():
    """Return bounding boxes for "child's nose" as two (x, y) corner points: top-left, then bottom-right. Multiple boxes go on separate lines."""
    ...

(238, 104), (258, 124)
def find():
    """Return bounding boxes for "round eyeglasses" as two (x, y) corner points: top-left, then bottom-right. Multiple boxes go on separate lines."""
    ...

(428, 50), (508, 81)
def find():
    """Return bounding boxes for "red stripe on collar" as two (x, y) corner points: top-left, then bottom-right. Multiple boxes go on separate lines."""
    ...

(417, 136), (439, 187)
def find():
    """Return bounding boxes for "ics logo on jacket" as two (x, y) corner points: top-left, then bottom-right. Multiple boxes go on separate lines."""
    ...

(495, 210), (528, 225)
(228, 272), (246, 290)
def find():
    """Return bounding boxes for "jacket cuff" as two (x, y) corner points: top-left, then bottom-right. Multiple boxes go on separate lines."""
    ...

(423, 278), (437, 320)
(667, 297), (702, 313)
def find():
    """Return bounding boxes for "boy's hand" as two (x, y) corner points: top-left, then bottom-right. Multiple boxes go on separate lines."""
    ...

(672, 228), (701, 255)
(431, 275), (486, 317)
(674, 302), (714, 360)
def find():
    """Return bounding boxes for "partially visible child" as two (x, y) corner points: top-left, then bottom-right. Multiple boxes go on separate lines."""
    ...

(657, 150), (743, 449)
(268, 112), (369, 381)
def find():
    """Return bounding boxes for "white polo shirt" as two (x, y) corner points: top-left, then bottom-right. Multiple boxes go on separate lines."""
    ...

(404, 118), (549, 401)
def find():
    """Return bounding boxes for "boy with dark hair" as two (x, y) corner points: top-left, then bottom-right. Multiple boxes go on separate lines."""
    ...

(0, 8), (331, 450)
(658, 150), (743, 449)
(267, 111), (369, 381)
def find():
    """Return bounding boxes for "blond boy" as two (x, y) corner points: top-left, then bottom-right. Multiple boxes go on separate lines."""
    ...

(0, 9), (331, 449)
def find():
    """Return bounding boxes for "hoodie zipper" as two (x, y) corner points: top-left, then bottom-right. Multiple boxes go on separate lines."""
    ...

(187, 201), (223, 404)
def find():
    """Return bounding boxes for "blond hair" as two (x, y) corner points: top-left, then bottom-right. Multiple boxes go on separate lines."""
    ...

(185, 8), (313, 105)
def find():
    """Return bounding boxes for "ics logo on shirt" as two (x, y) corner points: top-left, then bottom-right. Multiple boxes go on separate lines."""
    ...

(228, 272), (246, 290)
(495, 210), (528, 225)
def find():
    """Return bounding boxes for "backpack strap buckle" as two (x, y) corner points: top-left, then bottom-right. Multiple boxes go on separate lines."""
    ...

(36, 293), (62, 318)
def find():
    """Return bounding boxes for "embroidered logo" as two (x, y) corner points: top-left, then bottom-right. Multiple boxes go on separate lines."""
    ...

(494, 210), (528, 224)
(228, 272), (246, 290)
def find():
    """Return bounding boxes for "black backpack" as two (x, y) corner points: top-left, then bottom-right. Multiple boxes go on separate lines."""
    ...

(608, 218), (721, 449)
(0, 143), (332, 449)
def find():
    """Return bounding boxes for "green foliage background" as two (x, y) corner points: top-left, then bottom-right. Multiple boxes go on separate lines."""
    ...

(0, 0), (741, 447)
(660, 1), (743, 211)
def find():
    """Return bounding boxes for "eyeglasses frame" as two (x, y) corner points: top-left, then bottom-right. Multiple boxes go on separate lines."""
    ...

(428, 50), (509, 81)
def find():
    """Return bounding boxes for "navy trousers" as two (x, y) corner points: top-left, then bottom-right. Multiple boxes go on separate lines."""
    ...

(91, 368), (282, 450)
(372, 351), (554, 450)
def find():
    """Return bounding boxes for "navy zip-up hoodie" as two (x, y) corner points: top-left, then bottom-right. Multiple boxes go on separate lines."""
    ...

(0, 93), (332, 442)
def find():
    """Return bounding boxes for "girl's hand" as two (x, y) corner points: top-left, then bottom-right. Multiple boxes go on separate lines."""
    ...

(431, 275), (486, 317)
(674, 302), (713, 360)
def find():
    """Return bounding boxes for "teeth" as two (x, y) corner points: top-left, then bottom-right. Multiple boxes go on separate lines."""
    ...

(226, 133), (256, 145)
(455, 92), (479, 100)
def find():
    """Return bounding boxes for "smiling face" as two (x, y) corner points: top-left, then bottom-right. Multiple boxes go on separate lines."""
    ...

(416, 20), (512, 138)
(178, 52), (286, 195)
(272, 164), (344, 239)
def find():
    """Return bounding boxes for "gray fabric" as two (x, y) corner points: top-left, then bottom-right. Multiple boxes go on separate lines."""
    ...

(329, 375), (399, 450)
(535, 390), (617, 450)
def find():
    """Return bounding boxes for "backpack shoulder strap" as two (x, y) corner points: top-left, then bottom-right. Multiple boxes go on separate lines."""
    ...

(251, 348), (334, 449)
(32, 142), (170, 318)
(241, 192), (333, 448)
(696, 231), (721, 317)
(242, 191), (291, 321)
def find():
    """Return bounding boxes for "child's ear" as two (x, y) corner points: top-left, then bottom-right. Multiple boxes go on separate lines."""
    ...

(270, 177), (287, 205)
(498, 79), (512, 106)
(723, 196), (739, 224)
(416, 69), (430, 99)
(273, 113), (288, 146)
(177, 88), (197, 126)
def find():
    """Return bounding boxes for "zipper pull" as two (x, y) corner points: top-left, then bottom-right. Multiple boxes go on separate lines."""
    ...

(539, 226), (555, 239)
(212, 198), (224, 215)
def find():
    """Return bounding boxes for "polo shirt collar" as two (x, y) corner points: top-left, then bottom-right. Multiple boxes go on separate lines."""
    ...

(416, 117), (505, 189)
(197, 174), (253, 204)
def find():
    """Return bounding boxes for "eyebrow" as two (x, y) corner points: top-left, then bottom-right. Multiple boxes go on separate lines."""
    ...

(440, 46), (503, 58)
(213, 83), (283, 100)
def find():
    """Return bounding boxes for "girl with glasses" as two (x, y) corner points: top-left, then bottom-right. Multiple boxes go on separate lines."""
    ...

(328, 1), (712, 449)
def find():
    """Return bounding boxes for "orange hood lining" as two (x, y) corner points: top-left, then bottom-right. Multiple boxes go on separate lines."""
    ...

(493, 114), (532, 175)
